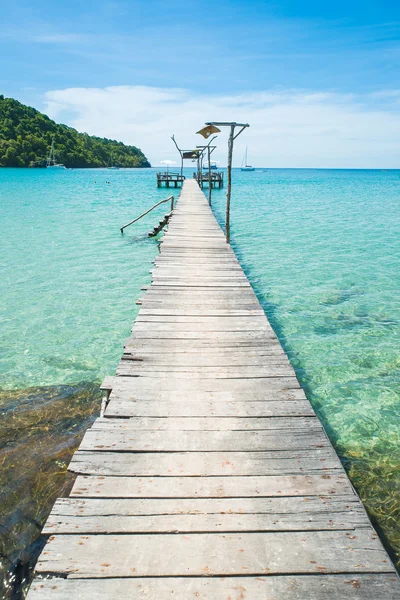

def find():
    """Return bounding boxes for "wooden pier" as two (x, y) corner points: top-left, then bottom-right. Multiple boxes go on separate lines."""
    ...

(156, 171), (185, 187)
(28, 179), (400, 599)
(194, 170), (224, 188)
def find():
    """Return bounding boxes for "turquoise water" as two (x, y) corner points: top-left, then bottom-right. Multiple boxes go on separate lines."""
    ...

(1, 167), (399, 592)
(0, 168), (166, 389)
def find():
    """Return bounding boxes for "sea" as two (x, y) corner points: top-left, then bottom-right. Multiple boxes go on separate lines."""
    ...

(0, 167), (399, 596)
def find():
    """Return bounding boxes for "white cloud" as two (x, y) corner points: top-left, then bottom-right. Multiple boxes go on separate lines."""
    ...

(43, 85), (400, 168)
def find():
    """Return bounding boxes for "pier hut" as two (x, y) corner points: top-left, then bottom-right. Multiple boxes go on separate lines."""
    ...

(27, 179), (400, 599)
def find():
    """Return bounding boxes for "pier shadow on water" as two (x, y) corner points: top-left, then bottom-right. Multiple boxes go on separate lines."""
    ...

(0, 382), (101, 599)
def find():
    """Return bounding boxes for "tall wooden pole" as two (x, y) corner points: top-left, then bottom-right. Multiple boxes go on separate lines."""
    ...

(197, 156), (201, 188)
(226, 124), (235, 243)
(208, 146), (212, 206)
(200, 122), (249, 244)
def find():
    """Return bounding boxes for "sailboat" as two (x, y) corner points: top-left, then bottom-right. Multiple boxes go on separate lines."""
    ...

(241, 147), (255, 171)
(46, 138), (66, 169)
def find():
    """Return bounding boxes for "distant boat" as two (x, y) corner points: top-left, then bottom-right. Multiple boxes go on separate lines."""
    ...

(46, 138), (66, 169)
(241, 147), (255, 171)
(107, 153), (120, 170)
(203, 161), (218, 170)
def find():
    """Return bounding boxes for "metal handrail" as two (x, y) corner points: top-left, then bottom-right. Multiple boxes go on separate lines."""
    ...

(120, 195), (174, 233)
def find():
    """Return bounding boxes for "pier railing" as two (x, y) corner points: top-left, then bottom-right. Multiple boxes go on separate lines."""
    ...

(157, 172), (185, 188)
(194, 171), (224, 189)
(120, 195), (174, 233)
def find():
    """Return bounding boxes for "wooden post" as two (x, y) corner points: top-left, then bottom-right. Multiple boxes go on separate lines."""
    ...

(197, 157), (201, 189)
(171, 195), (174, 211)
(201, 122), (248, 244)
(208, 146), (212, 206)
(226, 124), (235, 243)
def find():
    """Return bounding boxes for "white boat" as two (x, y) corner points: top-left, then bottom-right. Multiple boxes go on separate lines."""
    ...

(107, 153), (120, 169)
(46, 138), (66, 169)
(241, 147), (255, 171)
(203, 161), (218, 170)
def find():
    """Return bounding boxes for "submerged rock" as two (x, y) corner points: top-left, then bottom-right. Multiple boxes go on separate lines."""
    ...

(0, 382), (100, 599)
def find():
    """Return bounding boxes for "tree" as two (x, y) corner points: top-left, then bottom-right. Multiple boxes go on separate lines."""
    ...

(0, 96), (151, 169)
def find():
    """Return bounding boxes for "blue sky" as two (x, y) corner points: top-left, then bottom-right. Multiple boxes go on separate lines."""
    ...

(1, 1), (400, 166)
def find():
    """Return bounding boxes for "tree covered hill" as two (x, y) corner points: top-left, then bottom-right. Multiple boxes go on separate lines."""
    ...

(0, 95), (151, 168)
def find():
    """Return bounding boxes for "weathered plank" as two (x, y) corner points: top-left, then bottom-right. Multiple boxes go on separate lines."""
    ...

(104, 399), (315, 417)
(46, 494), (364, 517)
(69, 448), (341, 476)
(90, 416), (320, 431)
(101, 375), (304, 393)
(123, 339), (288, 352)
(44, 494), (370, 534)
(27, 575), (400, 600)
(138, 308), (265, 315)
(79, 428), (329, 452)
(35, 530), (393, 578)
(122, 350), (288, 363)
(131, 322), (274, 332)
(135, 315), (270, 324)
(116, 365), (296, 378)
(71, 474), (352, 497)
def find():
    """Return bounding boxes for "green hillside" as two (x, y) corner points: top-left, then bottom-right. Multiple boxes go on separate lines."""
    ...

(0, 95), (151, 168)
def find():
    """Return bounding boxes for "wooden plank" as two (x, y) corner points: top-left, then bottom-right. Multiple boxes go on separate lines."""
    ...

(151, 269), (249, 276)
(106, 390), (307, 404)
(79, 428), (329, 452)
(27, 575), (400, 600)
(120, 354), (289, 364)
(90, 416), (320, 431)
(69, 448), (340, 476)
(43, 494), (370, 534)
(123, 339), (287, 351)
(151, 269), (246, 276)
(104, 399), (315, 417)
(102, 375), (303, 392)
(138, 308), (265, 315)
(116, 365), (296, 379)
(46, 494), (363, 517)
(34, 530), (394, 578)
(121, 354), (289, 365)
(135, 315), (269, 324)
(129, 330), (278, 340)
(71, 474), (352, 497)
(43, 512), (368, 535)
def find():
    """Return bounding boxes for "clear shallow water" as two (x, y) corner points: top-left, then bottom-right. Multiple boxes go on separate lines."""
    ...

(0, 168), (167, 389)
(0, 167), (399, 593)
